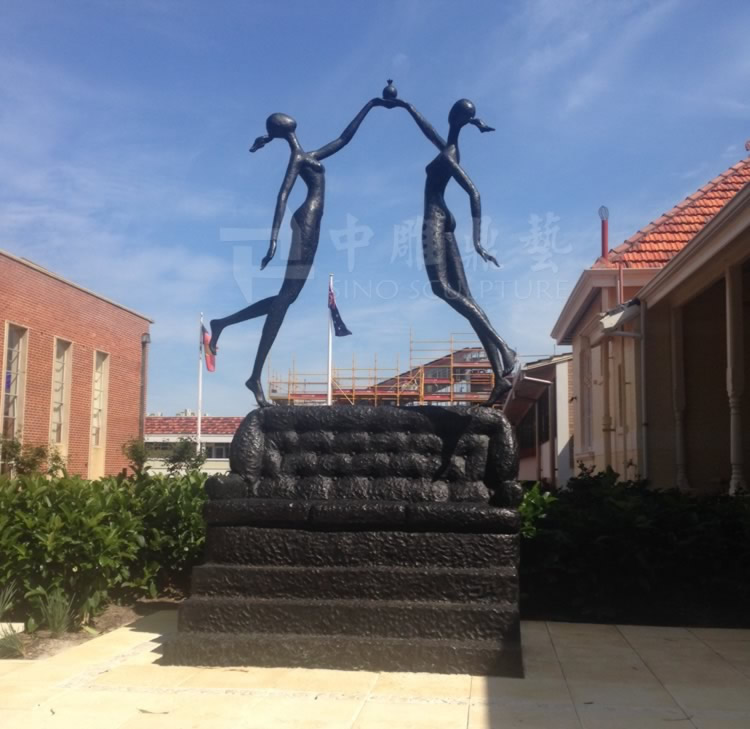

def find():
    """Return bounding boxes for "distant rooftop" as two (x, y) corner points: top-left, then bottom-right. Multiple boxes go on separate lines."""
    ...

(145, 416), (243, 436)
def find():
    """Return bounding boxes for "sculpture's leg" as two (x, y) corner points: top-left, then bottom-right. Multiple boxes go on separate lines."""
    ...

(442, 240), (512, 404)
(476, 332), (513, 405)
(246, 219), (314, 408)
(430, 233), (517, 376)
(209, 297), (275, 354)
(245, 283), (305, 407)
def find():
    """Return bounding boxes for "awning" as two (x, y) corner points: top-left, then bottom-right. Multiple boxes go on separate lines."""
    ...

(503, 372), (552, 425)
(600, 299), (641, 334)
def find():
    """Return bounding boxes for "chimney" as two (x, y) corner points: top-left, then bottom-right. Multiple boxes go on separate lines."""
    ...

(598, 205), (609, 259)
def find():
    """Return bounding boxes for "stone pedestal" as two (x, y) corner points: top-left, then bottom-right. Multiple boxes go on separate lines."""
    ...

(164, 405), (523, 676)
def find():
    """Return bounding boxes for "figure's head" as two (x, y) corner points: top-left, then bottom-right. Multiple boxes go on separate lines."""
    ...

(266, 113), (297, 138)
(448, 98), (495, 134)
(250, 113), (298, 152)
(448, 99), (476, 127)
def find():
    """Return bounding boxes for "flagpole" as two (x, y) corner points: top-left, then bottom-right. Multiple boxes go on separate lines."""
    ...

(327, 273), (333, 406)
(197, 312), (203, 455)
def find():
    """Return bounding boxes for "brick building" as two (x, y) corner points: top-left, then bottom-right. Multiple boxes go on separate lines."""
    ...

(1, 250), (152, 477)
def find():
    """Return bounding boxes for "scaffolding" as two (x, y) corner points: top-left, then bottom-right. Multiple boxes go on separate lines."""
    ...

(268, 333), (498, 406)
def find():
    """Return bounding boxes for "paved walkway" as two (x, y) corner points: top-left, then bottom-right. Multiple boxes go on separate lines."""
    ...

(1, 611), (749, 728)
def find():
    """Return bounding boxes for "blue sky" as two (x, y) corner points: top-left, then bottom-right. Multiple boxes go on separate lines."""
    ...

(2, 0), (749, 415)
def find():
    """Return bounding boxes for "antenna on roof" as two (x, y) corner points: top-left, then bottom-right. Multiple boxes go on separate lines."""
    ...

(745, 140), (750, 153)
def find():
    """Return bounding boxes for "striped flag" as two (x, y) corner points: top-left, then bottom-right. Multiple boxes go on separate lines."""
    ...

(201, 323), (216, 372)
(328, 279), (352, 337)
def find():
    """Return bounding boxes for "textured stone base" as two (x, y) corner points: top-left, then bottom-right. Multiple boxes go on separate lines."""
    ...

(165, 406), (522, 676)
(164, 528), (522, 675)
(164, 631), (523, 676)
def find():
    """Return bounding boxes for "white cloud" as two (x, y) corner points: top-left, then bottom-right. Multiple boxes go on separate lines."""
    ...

(562, 0), (678, 113)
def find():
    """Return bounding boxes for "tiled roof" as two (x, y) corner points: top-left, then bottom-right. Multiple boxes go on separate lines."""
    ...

(145, 416), (243, 436)
(594, 156), (750, 269)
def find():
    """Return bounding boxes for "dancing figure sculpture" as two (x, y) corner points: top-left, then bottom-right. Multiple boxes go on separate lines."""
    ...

(390, 94), (516, 404)
(209, 98), (391, 407)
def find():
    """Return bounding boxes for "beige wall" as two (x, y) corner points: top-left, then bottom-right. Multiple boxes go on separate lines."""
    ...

(610, 327), (640, 480)
(570, 287), (641, 479)
(645, 262), (750, 492)
(570, 291), (602, 472)
(683, 279), (729, 490)
(645, 301), (675, 488)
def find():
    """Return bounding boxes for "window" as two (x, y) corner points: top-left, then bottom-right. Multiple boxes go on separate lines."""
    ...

(91, 351), (109, 448)
(2, 325), (27, 441)
(204, 442), (229, 459)
(50, 339), (72, 446)
(145, 441), (177, 459)
(89, 351), (109, 479)
(425, 367), (449, 379)
(145, 441), (228, 460)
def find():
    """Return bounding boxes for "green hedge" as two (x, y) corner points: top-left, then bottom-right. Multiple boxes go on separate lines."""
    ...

(0, 472), (206, 624)
(3, 466), (749, 630)
(520, 469), (750, 626)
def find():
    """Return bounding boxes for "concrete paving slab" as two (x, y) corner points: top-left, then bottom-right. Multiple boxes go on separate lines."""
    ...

(2, 610), (750, 728)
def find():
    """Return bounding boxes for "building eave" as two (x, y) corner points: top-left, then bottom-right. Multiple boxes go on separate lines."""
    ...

(0, 248), (154, 324)
(638, 180), (750, 307)
(551, 266), (657, 345)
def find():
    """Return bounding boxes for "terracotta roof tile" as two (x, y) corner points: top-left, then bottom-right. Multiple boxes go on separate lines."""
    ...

(145, 416), (243, 436)
(594, 157), (750, 269)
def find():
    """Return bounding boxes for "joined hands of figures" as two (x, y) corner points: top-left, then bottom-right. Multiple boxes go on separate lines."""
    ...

(372, 97), (401, 110)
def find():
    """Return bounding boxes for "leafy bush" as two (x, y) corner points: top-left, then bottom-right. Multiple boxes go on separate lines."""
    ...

(0, 471), (207, 626)
(164, 438), (206, 476)
(37, 587), (74, 636)
(520, 467), (750, 625)
(519, 482), (556, 538)
(0, 583), (24, 657)
(0, 437), (67, 476)
(129, 471), (207, 594)
(122, 438), (150, 476)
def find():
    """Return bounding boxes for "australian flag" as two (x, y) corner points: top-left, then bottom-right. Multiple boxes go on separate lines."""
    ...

(328, 280), (352, 337)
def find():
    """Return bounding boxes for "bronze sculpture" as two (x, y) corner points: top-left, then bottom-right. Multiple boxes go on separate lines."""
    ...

(388, 94), (517, 404)
(210, 84), (515, 408)
(174, 85), (523, 677)
(208, 98), (392, 407)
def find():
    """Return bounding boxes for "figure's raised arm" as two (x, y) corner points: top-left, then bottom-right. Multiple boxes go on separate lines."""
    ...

(391, 99), (446, 151)
(312, 98), (389, 161)
(262, 156), (299, 269)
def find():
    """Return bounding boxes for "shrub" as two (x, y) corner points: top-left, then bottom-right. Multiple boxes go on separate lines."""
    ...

(37, 587), (74, 636)
(164, 438), (206, 476)
(518, 482), (556, 538)
(0, 471), (207, 626)
(129, 471), (207, 594)
(0, 437), (67, 476)
(0, 474), (144, 623)
(0, 583), (24, 658)
(520, 467), (750, 625)
(122, 438), (150, 476)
